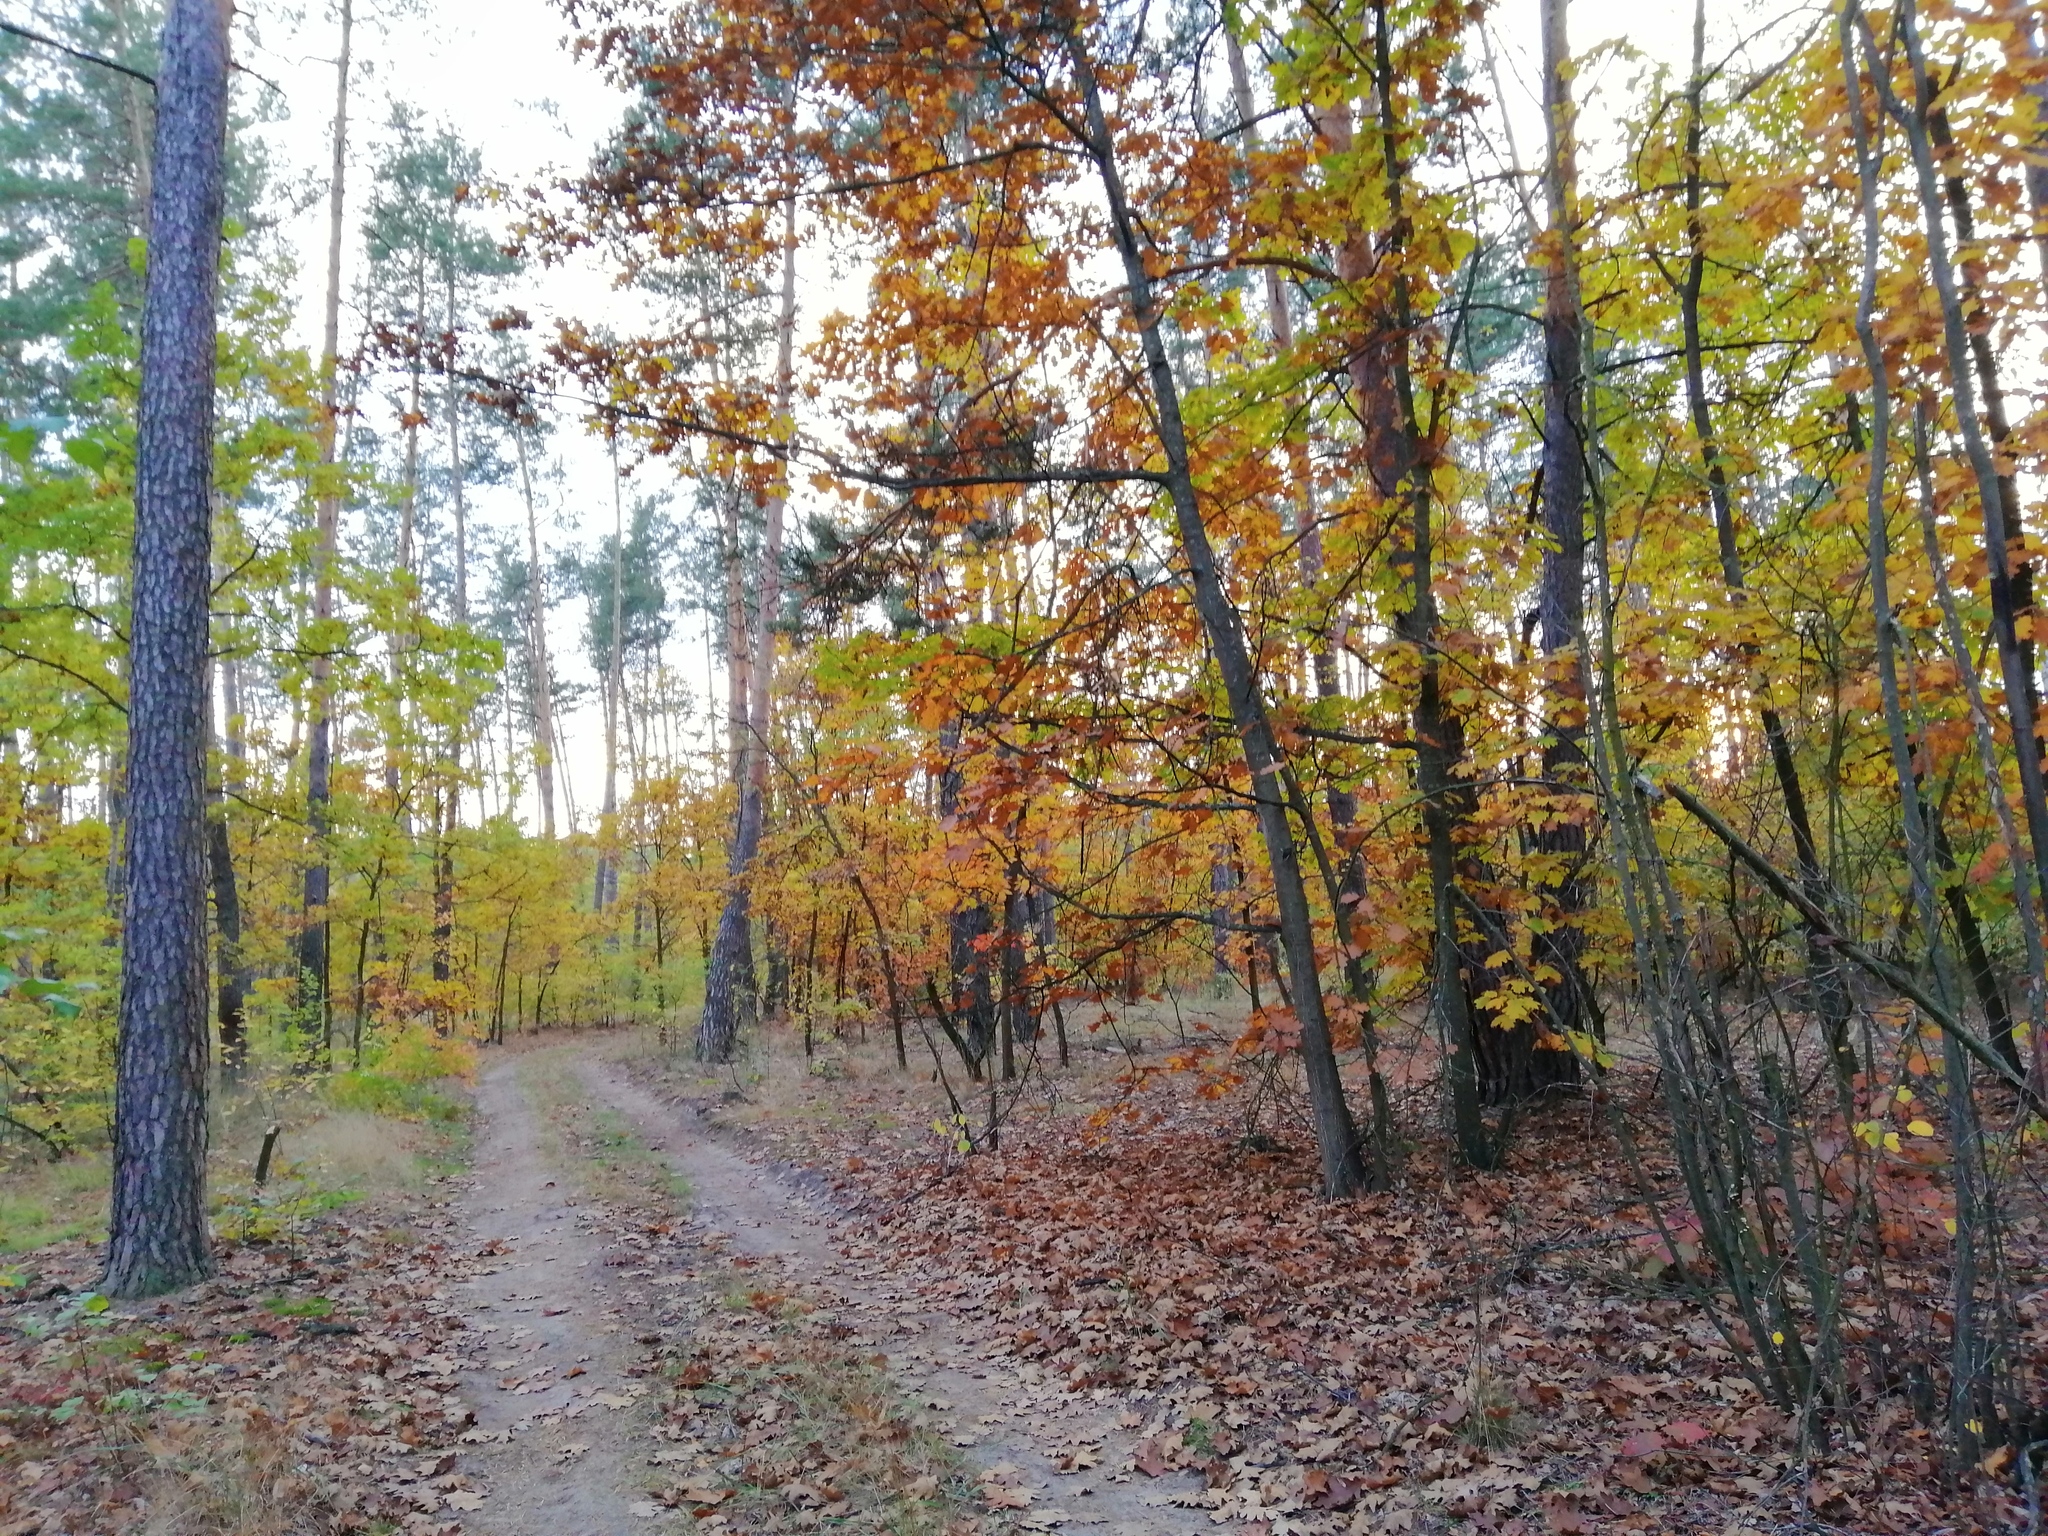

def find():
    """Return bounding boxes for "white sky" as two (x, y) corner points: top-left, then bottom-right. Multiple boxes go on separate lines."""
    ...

(232, 0), (1726, 836)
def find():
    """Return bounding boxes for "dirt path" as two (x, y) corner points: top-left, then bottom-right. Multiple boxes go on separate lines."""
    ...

(580, 1054), (1204, 1534)
(448, 1042), (1204, 1534)
(449, 1055), (670, 1533)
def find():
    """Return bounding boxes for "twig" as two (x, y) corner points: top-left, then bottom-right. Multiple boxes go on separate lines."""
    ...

(1655, 776), (2026, 1092)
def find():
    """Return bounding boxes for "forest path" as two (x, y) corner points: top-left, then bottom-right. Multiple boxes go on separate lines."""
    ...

(448, 1039), (1203, 1534)
(448, 1052), (664, 1534)
(579, 1051), (1204, 1534)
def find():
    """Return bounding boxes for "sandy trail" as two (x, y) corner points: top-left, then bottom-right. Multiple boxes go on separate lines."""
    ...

(449, 1055), (667, 1533)
(580, 1054), (1202, 1535)
(449, 1042), (1201, 1534)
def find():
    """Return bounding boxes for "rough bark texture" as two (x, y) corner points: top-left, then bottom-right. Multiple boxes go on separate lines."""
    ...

(103, 0), (230, 1299)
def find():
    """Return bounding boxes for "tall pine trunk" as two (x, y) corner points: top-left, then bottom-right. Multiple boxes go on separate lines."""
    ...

(697, 199), (796, 1061)
(298, 0), (351, 1054)
(515, 427), (556, 837)
(597, 433), (626, 912)
(206, 660), (249, 1078)
(103, 0), (230, 1299)
(1512, 0), (1590, 1101)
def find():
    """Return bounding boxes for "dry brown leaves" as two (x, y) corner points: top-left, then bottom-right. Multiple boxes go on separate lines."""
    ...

(727, 1058), (2041, 1535)
(0, 1187), (485, 1535)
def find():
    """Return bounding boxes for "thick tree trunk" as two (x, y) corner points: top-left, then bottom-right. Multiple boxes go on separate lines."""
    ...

(1068, 30), (1365, 1196)
(103, 0), (230, 1299)
(1515, 0), (1589, 1101)
(298, 0), (350, 1053)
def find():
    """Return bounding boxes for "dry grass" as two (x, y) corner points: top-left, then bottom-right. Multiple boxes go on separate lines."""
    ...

(277, 1109), (435, 1195)
(134, 1401), (327, 1536)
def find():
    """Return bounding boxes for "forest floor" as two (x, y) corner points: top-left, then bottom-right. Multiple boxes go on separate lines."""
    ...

(0, 1011), (2039, 1535)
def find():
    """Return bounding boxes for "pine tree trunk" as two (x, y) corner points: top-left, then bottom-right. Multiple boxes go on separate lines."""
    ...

(299, 0), (350, 1051)
(598, 433), (626, 912)
(103, 0), (230, 1299)
(206, 663), (249, 1079)
(697, 198), (796, 1061)
(1515, 0), (1589, 1101)
(516, 427), (556, 837)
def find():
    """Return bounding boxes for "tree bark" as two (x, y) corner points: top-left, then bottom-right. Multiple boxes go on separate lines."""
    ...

(598, 432), (626, 912)
(1067, 28), (1365, 1196)
(697, 197), (796, 1060)
(1988, 0), (2048, 301)
(515, 427), (556, 837)
(206, 664), (249, 1079)
(1514, 0), (1590, 1099)
(103, 0), (230, 1299)
(298, 0), (350, 1053)
(1873, 0), (2048, 1068)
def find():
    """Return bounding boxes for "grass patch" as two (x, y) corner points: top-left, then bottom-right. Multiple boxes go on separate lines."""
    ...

(519, 1060), (690, 1208)
(261, 1295), (335, 1318)
(653, 1297), (978, 1534)
(0, 1151), (108, 1254)
(324, 1069), (464, 1123)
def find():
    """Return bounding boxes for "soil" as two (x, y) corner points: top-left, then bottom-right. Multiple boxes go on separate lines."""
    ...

(449, 1041), (1204, 1534)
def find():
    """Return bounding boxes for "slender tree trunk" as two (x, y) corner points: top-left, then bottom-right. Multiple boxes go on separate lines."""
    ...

(697, 198), (796, 1061)
(103, 0), (230, 1299)
(1225, 38), (1394, 1167)
(1873, 1), (2048, 1058)
(1989, 0), (2048, 299)
(386, 248), (424, 824)
(206, 662), (249, 1079)
(1923, 102), (2037, 709)
(598, 432), (626, 912)
(1681, 0), (1854, 1079)
(106, 0), (152, 224)
(298, 0), (351, 1053)
(515, 427), (556, 837)
(1067, 29), (1365, 1196)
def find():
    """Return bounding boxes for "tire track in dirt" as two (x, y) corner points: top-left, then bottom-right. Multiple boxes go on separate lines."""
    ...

(579, 1053), (1206, 1534)
(447, 1055), (669, 1533)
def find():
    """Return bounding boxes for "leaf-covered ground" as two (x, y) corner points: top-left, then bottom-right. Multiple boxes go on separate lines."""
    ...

(645, 1029), (2048, 1536)
(3, 1030), (2040, 1536)
(0, 1189), (484, 1535)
